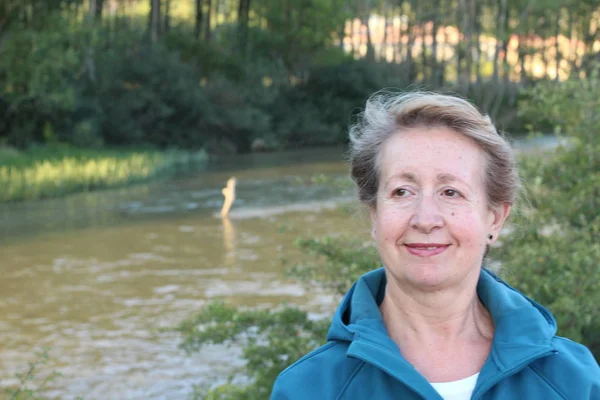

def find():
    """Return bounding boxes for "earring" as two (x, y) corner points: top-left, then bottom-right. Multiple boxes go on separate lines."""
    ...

(488, 234), (493, 240)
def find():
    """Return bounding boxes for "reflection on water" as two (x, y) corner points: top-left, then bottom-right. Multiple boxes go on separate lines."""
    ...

(222, 217), (237, 267)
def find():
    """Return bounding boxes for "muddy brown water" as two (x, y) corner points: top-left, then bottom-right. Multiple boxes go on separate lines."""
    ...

(0, 147), (371, 399)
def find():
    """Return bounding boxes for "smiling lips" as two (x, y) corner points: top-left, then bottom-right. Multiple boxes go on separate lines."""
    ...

(404, 243), (450, 257)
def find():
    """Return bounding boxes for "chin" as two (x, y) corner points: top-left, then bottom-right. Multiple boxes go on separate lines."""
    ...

(400, 263), (454, 289)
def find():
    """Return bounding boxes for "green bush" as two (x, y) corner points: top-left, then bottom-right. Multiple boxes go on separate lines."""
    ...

(3, 348), (63, 400)
(0, 14), (271, 152)
(0, 13), (88, 147)
(495, 75), (600, 359)
(178, 302), (330, 400)
(176, 236), (375, 399)
(270, 60), (414, 147)
(162, 30), (246, 82)
(94, 32), (212, 148)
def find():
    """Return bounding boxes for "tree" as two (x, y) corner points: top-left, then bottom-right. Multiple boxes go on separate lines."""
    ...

(204, 0), (212, 42)
(238, 0), (251, 55)
(252, 0), (350, 74)
(150, 0), (161, 43)
(195, 0), (204, 39)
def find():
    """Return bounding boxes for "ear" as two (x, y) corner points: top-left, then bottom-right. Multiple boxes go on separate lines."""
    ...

(487, 203), (511, 242)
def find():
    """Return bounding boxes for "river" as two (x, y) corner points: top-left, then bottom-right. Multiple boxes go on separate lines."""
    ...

(0, 137), (560, 399)
(0, 146), (369, 399)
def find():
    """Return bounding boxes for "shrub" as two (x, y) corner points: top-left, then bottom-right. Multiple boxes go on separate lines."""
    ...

(495, 75), (600, 359)
(270, 60), (414, 147)
(176, 236), (376, 399)
(0, 13), (88, 147)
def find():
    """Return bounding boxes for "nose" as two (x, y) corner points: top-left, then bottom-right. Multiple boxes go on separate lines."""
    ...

(410, 193), (444, 234)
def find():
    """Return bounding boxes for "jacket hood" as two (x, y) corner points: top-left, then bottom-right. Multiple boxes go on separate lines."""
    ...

(327, 267), (557, 371)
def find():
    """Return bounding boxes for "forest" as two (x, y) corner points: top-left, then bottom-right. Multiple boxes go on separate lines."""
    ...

(1, 0), (599, 154)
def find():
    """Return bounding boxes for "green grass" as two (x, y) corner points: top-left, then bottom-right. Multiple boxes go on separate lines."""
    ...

(0, 146), (207, 203)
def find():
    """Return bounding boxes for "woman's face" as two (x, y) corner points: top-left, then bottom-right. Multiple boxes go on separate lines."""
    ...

(370, 126), (510, 290)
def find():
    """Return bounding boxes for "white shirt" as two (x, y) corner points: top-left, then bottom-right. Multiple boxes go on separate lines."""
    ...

(430, 373), (480, 400)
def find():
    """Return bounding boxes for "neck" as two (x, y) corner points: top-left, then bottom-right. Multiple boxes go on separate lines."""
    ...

(380, 268), (493, 346)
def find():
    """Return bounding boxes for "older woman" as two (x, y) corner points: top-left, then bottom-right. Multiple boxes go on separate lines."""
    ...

(271, 92), (600, 400)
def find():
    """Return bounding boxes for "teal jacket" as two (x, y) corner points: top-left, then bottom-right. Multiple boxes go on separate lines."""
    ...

(271, 268), (600, 399)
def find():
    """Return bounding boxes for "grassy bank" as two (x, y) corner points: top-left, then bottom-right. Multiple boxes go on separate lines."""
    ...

(0, 146), (207, 203)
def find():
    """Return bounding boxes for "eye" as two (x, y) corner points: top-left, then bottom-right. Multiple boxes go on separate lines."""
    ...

(442, 189), (461, 197)
(393, 188), (410, 197)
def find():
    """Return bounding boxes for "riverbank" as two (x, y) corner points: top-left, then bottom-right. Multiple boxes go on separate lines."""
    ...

(0, 146), (207, 203)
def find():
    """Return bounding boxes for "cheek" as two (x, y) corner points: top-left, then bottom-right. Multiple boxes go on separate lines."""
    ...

(376, 208), (409, 240)
(450, 210), (487, 242)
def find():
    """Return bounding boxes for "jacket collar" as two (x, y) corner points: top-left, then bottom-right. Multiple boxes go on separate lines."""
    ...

(327, 268), (557, 396)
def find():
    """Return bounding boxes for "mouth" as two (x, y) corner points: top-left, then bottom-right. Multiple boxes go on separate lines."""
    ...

(404, 243), (450, 257)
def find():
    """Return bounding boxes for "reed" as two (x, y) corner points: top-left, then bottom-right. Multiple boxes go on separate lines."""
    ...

(0, 147), (207, 202)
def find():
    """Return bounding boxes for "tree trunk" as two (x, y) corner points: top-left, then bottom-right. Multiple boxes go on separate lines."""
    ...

(518, 37), (526, 83)
(418, 1), (427, 82)
(164, 0), (170, 33)
(195, 0), (204, 39)
(492, 0), (507, 83)
(567, 10), (576, 78)
(89, 0), (97, 18)
(463, 0), (475, 93)
(515, 5), (530, 84)
(581, 13), (599, 77)
(474, 24), (482, 85)
(364, 16), (375, 62)
(456, 0), (464, 87)
(161, 0), (171, 33)
(396, 0), (405, 63)
(431, 3), (441, 86)
(238, 0), (251, 56)
(95, 0), (104, 20)
(338, 24), (346, 51)
(382, 8), (390, 61)
(554, 9), (561, 81)
(86, 0), (97, 83)
(500, 3), (510, 84)
(204, 0), (212, 42)
(150, 0), (161, 43)
(406, 3), (416, 81)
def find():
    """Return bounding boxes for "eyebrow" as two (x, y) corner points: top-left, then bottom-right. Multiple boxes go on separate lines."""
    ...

(385, 172), (470, 187)
(436, 173), (460, 184)
(385, 172), (418, 186)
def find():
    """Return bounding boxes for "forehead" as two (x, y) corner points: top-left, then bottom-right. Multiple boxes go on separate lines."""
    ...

(378, 127), (487, 185)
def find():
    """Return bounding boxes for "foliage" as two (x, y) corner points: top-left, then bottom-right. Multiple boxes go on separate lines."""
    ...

(250, 0), (350, 73)
(176, 236), (376, 399)
(0, 145), (206, 202)
(93, 31), (214, 149)
(270, 60), (413, 147)
(0, 14), (275, 153)
(0, 13), (90, 147)
(3, 348), (63, 400)
(289, 236), (380, 295)
(4, 0), (588, 154)
(496, 75), (600, 359)
(176, 301), (330, 400)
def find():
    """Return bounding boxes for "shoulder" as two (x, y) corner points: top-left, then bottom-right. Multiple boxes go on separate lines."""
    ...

(270, 341), (364, 400)
(529, 336), (600, 399)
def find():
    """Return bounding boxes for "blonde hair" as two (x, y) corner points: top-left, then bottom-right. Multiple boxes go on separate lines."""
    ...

(349, 91), (520, 209)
